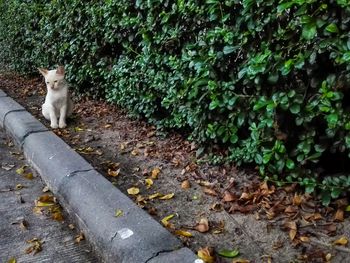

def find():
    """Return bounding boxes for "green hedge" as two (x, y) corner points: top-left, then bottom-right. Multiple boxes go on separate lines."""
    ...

(1, 0), (350, 204)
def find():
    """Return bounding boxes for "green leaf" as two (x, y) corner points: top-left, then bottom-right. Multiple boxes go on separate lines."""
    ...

(223, 46), (236, 54)
(325, 23), (339, 33)
(290, 104), (300, 114)
(286, 159), (295, 169)
(302, 23), (317, 40)
(217, 248), (239, 258)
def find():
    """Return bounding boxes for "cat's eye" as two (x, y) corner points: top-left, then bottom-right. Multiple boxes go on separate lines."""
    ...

(54, 80), (58, 83)
(46, 82), (49, 84)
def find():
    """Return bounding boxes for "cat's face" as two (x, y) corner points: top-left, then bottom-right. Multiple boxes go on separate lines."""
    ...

(38, 66), (65, 90)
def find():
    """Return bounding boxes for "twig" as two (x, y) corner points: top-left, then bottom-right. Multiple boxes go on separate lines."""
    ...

(310, 238), (350, 254)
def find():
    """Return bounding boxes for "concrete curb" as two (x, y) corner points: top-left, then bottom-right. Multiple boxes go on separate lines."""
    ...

(0, 90), (200, 263)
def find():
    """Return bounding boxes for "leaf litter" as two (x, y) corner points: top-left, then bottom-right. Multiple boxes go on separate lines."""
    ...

(3, 73), (350, 262)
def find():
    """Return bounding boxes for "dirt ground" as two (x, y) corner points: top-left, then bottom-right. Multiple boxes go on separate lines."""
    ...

(1, 72), (350, 263)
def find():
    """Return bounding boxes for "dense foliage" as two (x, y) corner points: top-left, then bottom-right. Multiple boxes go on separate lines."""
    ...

(1, 0), (350, 204)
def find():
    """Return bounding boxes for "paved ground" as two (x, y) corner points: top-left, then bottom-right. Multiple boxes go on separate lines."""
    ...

(0, 128), (98, 263)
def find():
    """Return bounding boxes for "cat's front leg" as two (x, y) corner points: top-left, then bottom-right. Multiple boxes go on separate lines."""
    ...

(49, 107), (59, 129)
(59, 104), (67, 128)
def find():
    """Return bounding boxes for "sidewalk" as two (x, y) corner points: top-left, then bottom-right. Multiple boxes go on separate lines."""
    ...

(0, 128), (98, 262)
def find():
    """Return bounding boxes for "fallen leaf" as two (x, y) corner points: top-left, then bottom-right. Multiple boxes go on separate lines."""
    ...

(75, 232), (85, 243)
(325, 253), (332, 262)
(203, 187), (217, 196)
(159, 193), (175, 200)
(145, 178), (153, 189)
(16, 166), (27, 175)
(345, 205), (350, 212)
(292, 194), (303, 206)
(104, 124), (112, 128)
(181, 180), (191, 189)
(239, 192), (252, 200)
(232, 259), (250, 263)
(222, 191), (237, 202)
(217, 248), (239, 258)
(131, 149), (139, 156)
(333, 236), (348, 246)
(195, 218), (210, 233)
(108, 168), (120, 177)
(197, 247), (215, 263)
(42, 186), (50, 192)
(174, 230), (193, 237)
(68, 224), (75, 230)
(151, 167), (161, 179)
(334, 209), (344, 222)
(284, 221), (297, 241)
(52, 211), (64, 221)
(38, 194), (54, 202)
(148, 192), (162, 199)
(15, 184), (24, 190)
(74, 127), (84, 132)
(127, 187), (140, 195)
(7, 258), (16, 263)
(24, 173), (33, 180)
(115, 209), (123, 217)
(210, 203), (223, 212)
(25, 238), (42, 255)
(161, 214), (174, 227)
(2, 163), (15, 171)
(300, 236), (310, 243)
(284, 205), (298, 213)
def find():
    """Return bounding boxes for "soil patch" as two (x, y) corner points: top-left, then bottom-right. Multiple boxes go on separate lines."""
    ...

(1, 72), (350, 262)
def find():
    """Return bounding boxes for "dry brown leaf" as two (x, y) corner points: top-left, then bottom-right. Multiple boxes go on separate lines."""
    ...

(108, 168), (120, 177)
(232, 259), (250, 263)
(203, 187), (217, 196)
(131, 149), (139, 156)
(174, 230), (193, 237)
(197, 247), (215, 263)
(293, 194), (303, 206)
(127, 187), (140, 195)
(239, 192), (252, 200)
(25, 238), (42, 255)
(222, 191), (237, 202)
(151, 167), (161, 179)
(284, 205), (298, 213)
(334, 209), (344, 222)
(75, 232), (85, 243)
(195, 218), (210, 233)
(333, 236), (348, 246)
(38, 194), (54, 203)
(210, 203), (223, 212)
(300, 236), (310, 243)
(289, 229), (297, 241)
(181, 180), (191, 189)
(159, 193), (174, 200)
(68, 224), (75, 230)
(52, 211), (64, 221)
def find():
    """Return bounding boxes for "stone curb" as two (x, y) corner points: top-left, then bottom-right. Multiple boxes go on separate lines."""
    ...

(0, 90), (200, 263)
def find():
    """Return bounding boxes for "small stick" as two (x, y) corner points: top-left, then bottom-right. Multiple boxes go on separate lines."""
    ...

(310, 238), (350, 254)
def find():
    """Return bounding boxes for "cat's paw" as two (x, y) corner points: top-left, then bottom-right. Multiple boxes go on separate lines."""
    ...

(51, 123), (58, 129)
(59, 122), (67, 129)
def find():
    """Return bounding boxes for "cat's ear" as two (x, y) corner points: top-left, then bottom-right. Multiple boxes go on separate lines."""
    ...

(38, 68), (48, 76)
(56, 66), (65, 75)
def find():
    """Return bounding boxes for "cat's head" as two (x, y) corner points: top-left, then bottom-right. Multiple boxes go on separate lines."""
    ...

(38, 66), (65, 90)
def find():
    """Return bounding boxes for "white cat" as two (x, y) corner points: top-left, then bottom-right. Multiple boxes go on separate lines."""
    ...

(38, 66), (73, 129)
